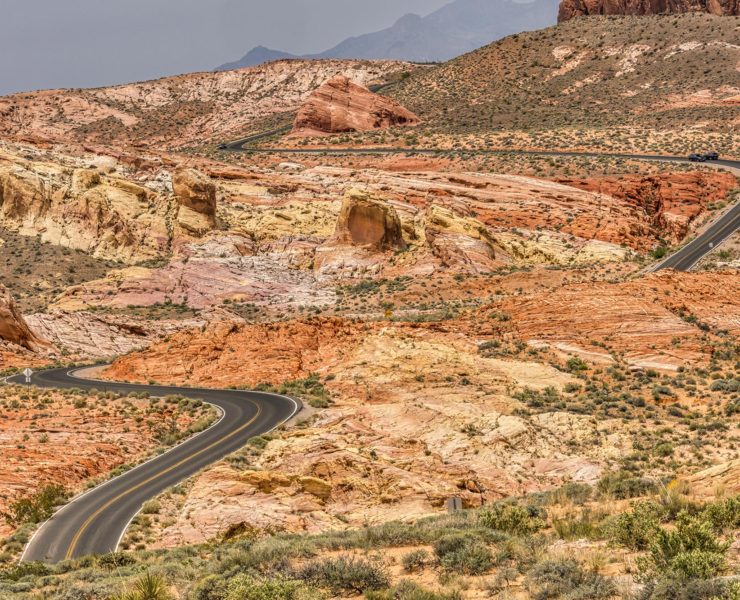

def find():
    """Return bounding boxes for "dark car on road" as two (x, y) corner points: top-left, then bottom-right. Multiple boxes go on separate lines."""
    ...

(217, 143), (228, 150)
(688, 153), (706, 162)
(703, 152), (719, 160)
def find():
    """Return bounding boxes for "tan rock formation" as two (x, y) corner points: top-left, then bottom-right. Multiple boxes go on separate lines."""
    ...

(424, 205), (498, 273)
(0, 284), (44, 351)
(0, 148), (172, 263)
(173, 168), (217, 236)
(292, 75), (419, 137)
(333, 189), (406, 251)
(558, 0), (740, 21)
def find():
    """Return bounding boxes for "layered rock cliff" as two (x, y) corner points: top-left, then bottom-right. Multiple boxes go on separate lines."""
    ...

(558, 0), (739, 21)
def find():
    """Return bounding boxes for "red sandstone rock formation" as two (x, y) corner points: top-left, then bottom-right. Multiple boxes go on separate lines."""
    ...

(291, 75), (420, 137)
(557, 172), (737, 243)
(558, 0), (739, 21)
(0, 285), (44, 351)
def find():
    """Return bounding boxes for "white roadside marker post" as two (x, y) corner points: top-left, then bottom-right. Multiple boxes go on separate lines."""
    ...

(23, 368), (33, 385)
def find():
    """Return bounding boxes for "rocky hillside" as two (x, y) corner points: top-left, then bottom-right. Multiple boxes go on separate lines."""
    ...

(559, 0), (740, 21)
(389, 13), (740, 134)
(0, 60), (410, 150)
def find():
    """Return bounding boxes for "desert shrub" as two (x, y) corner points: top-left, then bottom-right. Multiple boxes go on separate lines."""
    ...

(97, 552), (137, 570)
(189, 575), (228, 600)
(526, 558), (615, 599)
(709, 378), (739, 394)
(366, 580), (462, 600)
(597, 470), (658, 500)
(479, 502), (545, 535)
(297, 556), (389, 594)
(433, 533), (493, 575)
(0, 561), (50, 582)
(114, 572), (171, 600)
(2, 483), (67, 526)
(642, 512), (730, 580)
(56, 580), (122, 600)
(552, 509), (605, 541)
(401, 549), (430, 573)
(225, 575), (317, 600)
(637, 577), (733, 600)
(701, 496), (740, 533)
(607, 501), (663, 550)
(555, 482), (593, 505)
(566, 357), (589, 372)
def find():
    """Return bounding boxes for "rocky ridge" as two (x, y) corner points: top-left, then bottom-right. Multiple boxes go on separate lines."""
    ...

(558, 0), (740, 21)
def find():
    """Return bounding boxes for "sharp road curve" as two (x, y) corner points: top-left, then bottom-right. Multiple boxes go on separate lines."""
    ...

(6, 368), (299, 564)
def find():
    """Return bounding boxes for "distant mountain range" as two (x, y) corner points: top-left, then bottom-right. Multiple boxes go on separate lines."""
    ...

(216, 0), (560, 71)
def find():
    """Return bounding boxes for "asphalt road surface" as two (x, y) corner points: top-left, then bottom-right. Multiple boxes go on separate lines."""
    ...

(221, 136), (740, 271)
(221, 139), (740, 175)
(653, 201), (740, 272)
(6, 367), (299, 564)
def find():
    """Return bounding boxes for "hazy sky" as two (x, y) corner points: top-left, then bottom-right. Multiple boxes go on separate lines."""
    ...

(1, 0), (451, 95)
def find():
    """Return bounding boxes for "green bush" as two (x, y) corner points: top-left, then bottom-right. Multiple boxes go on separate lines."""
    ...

(701, 496), (740, 533)
(433, 534), (493, 575)
(526, 558), (615, 599)
(597, 470), (658, 500)
(115, 572), (171, 600)
(607, 501), (663, 550)
(644, 512), (730, 580)
(366, 580), (462, 600)
(401, 549), (430, 573)
(479, 503), (545, 535)
(2, 483), (67, 526)
(189, 575), (228, 600)
(297, 556), (389, 594)
(225, 575), (317, 600)
(0, 561), (49, 582)
(637, 578), (732, 600)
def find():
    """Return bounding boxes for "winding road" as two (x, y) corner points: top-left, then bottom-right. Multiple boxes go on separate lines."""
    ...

(222, 136), (740, 271)
(6, 367), (299, 564)
(4, 140), (737, 564)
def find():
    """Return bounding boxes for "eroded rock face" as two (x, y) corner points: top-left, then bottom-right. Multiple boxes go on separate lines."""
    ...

(333, 189), (406, 251)
(556, 172), (737, 244)
(558, 0), (739, 21)
(173, 168), (217, 236)
(424, 205), (498, 273)
(292, 75), (420, 137)
(0, 149), (172, 264)
(0, 285), (43, 351)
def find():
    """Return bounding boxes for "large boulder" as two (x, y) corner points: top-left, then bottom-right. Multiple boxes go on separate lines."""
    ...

(292, 75), (420, 137)
(333, 189), (406, 251)
(0, 285), (44, 351)
(173, 168), (217, 236)
(558, 0), (739, 21)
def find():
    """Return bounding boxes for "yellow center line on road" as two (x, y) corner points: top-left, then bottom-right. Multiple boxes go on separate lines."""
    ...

(65, 400), (262, 560)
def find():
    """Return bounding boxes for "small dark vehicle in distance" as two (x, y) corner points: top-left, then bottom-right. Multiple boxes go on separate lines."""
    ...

(217, 143), (228, 150)
(688, 153), (706, 162)
(703, 152), (719, 160)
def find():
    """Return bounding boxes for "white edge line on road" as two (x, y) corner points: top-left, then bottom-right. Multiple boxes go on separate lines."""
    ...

(111, 390), (300, 553)
(649, 201), (739, 273)
(18, 367), (301, 562)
